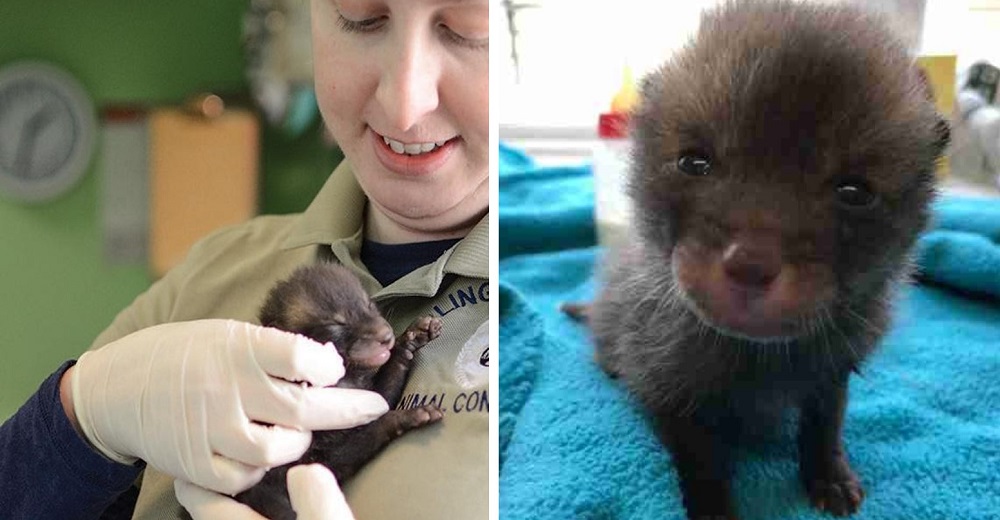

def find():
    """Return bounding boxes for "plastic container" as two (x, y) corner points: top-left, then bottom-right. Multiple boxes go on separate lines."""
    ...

(593, 66), (637, 249)
(593, 113), (632, 249)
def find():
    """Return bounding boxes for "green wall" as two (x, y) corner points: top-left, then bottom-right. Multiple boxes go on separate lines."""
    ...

(0, 2), (342, 419)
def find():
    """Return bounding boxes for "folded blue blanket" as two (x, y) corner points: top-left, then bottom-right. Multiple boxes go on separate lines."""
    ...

(499, 143), (1000, 520)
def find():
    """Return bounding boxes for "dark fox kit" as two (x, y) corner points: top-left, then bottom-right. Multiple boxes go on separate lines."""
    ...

(234, 263), (443, 520)
(582, 1), (948, 519)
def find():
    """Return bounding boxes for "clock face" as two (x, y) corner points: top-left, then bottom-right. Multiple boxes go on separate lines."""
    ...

(0, 62), (96, 203)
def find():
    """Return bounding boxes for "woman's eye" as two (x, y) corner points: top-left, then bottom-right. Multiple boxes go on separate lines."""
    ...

(676, 152), (712, 176)
(438, 23), (488, 50)
(835, 179), (878, 208)
(337, 14), (386, 33)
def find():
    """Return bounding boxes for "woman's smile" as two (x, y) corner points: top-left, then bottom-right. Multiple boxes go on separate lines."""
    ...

(370, 128), (459, 176)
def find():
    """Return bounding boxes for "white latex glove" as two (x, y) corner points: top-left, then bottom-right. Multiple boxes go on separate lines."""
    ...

(70, 319), (388, 495)
(175, 464), (355, 520)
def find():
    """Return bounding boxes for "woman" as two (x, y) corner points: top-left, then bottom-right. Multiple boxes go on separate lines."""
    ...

(0, 0), (488, 518)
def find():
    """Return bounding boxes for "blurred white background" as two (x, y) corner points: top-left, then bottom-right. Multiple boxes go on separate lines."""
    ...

(497, 0), (996, 135)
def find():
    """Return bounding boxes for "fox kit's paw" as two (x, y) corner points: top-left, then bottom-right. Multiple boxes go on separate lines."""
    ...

(803, 463), (865, 517)
(560, 302), (592, 323)
(386, 405), (445, 436)
(399, 316), (443, 355)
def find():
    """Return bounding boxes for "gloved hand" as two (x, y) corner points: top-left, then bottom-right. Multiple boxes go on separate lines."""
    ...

(175, 464), (354, 520)
(68, 319), (388, 495)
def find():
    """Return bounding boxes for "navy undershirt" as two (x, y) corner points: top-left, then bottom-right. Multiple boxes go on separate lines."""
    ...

(361, 237), (462, 286)
(0, 361), (143, 519)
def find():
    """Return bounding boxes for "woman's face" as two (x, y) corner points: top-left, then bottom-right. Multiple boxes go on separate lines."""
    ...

(311, 0), (489, 238)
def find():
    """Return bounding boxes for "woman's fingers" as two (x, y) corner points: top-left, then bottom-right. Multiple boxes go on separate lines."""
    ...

(288, 464), (356, 520)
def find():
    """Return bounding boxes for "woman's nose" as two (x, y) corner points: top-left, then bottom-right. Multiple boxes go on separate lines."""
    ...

(375, 32), (442, 132)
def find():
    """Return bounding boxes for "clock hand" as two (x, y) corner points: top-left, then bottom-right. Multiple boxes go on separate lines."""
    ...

(13, 104), (60, 179)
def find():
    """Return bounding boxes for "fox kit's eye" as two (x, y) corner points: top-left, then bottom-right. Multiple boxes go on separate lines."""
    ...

(677, 152), (712, 176)
(836, 178), (878, 208)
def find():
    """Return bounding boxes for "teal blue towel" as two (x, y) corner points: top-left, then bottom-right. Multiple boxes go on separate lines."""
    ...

(499, 143), (1000, 520)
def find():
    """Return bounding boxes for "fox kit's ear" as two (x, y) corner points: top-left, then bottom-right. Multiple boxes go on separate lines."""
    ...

(932, 116), (951, 159)
(913, 66), (951, 158)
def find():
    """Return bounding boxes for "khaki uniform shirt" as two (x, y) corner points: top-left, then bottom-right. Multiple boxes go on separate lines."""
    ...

(91, 162), (489, 519)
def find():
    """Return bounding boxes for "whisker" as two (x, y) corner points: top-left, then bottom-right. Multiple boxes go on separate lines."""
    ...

(826, 307), (864, 368)
(841, 305), (882, 337)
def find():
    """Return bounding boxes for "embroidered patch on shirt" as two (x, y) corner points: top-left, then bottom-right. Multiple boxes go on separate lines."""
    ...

(454, 321), (489, 389)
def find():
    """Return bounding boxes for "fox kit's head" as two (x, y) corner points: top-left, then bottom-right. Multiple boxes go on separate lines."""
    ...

(630, 0), (947, 342)
(260, 263), (394, 372)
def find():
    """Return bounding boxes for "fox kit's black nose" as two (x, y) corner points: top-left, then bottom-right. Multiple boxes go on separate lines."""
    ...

(722, 239), (781, 290)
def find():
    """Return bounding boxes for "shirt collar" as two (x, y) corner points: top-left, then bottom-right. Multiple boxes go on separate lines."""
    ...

(282, 160), (488, 280)
(282, 160), (366, 250)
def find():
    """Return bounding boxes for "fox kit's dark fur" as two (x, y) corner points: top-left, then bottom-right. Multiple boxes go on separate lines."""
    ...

(585, 2), (948, 518)
(234, 263), (443, 520)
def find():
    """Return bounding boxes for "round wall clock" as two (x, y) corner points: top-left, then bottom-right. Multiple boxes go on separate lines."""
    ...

(0, 61), (97, 203)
